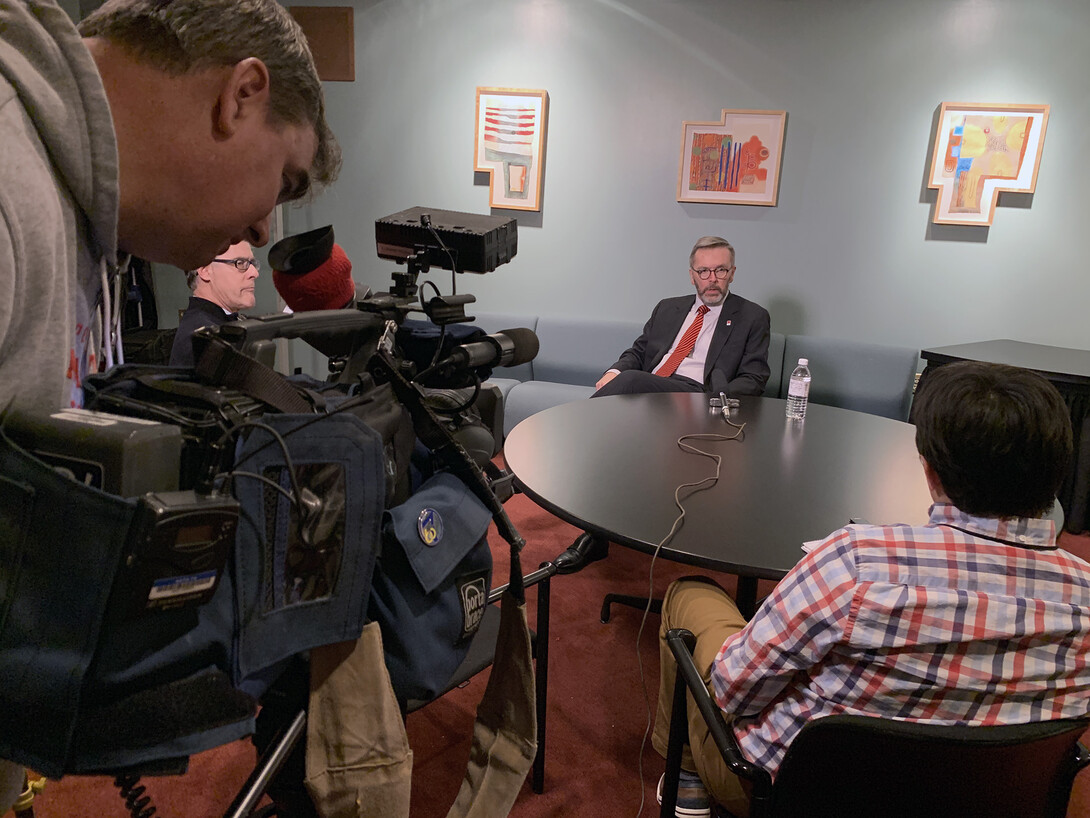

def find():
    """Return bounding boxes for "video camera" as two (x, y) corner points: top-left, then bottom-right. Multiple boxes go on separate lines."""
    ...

(6, 207), (534, 605)
(0, 208), (537, 778)
(12, 207), (533, 493)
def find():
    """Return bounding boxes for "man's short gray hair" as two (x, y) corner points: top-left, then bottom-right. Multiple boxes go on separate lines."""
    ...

(79, 0), (341, 194)
(689, 236), (735, 268)
(185, 269), (199, 291)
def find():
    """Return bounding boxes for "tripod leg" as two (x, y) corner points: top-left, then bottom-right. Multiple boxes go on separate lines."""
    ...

(224, 710), (307, 818)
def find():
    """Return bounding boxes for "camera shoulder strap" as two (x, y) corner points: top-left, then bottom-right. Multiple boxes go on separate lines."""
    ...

(192, 332), (313, 414)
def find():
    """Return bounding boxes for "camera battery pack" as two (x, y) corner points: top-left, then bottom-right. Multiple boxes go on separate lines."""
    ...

(117, 490), (239, 617)
(4, 407), (182, 496)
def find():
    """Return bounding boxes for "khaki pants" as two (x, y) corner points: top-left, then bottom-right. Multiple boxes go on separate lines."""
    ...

(304, 591), (536, 818)
(651, 577), (750, 817)
(0, 760), (23, 814)
(305, 623), (413, 818)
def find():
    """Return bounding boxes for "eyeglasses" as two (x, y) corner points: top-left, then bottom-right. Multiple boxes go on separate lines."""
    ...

(213, 257), (260, 272)
(690, 266), (733, 280)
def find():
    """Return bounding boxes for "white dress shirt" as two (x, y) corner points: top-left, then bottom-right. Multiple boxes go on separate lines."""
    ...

(666, 297), (723, 383)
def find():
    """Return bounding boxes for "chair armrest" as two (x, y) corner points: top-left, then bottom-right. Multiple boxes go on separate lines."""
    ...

(1075, 741), (1090, 774)
(665, 629), (772, 794)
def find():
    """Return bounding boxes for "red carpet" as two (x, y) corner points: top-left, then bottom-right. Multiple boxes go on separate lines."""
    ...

(22, 494), (1090, 817)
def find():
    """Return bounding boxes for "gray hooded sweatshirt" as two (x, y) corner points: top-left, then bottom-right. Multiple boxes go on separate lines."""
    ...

(0, 5), (120, 805)
(0, 0), (120, 412)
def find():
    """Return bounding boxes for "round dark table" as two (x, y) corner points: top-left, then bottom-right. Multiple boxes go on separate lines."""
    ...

(504, 392), (933, 615)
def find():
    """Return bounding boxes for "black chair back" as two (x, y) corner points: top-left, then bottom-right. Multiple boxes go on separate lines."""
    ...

(770, 714), (1090, 818)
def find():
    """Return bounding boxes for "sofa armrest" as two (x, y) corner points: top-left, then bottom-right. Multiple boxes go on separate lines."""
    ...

(782, 335), (920, 421)
(503, 382), (596, 436)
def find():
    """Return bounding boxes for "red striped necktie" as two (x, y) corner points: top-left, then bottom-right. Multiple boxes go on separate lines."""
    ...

(654, 304), (709, 377)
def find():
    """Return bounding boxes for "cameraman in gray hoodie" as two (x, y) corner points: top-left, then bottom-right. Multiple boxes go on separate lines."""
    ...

(0, 0), (340, 807)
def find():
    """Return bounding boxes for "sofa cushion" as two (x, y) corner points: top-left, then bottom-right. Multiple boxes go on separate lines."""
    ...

(782, 335), (920, 421)
(533, 316), (645, 387)
(503, 381), (595, 436)
(483, 376), (521, 402)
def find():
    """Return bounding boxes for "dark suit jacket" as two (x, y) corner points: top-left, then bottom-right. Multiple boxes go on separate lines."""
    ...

(169, 296), (237, 367)
(610, 292), (771, 396)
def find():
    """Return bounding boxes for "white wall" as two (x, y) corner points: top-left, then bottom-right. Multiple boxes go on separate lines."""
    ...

(158, 0), (1090, 354)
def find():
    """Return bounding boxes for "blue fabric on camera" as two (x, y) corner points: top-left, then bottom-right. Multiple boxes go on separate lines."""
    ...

(232, 412), (386, 681)
(0, 407), (388, 776)
(369, 471), (493, 702)
(0, 425), (137, 776)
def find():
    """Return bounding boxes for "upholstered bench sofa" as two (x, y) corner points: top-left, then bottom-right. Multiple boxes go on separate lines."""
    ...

(471, 311), (920, 437)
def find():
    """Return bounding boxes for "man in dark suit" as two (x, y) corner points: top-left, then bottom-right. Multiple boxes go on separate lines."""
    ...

(557, 236), (772, 574)
(169, 241), (258, 367)
(593, 236), (770, 397)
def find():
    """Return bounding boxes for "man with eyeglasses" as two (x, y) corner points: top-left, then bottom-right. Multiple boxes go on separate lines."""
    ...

(0, 1), (339, 808)
(594, 236), (771, 397)
(169, 242), (260, 367)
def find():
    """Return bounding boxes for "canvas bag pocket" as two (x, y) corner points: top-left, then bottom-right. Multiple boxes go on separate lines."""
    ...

(368, 471), (493, 702)
(0, 424), (135, 775)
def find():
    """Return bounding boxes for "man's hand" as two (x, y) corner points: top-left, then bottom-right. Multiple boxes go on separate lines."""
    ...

(596, 371), (619, 390)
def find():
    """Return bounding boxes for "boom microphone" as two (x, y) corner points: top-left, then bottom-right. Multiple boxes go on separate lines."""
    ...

(449, 328), (540, 370)
(415, 328), (539, 387)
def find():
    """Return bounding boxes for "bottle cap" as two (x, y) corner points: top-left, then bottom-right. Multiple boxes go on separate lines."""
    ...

(798, 358), (808, 366)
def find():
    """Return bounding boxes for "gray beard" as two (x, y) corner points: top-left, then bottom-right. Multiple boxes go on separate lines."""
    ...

(699, 287), (728, 306)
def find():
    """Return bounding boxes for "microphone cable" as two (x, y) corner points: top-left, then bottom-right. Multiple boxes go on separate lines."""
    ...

(223, 390), (371, 467)
(418, 212), (461, 371)
(205, 417), (318, 548)
(417, 278), (449, 370)
(632, 414), (746, 817)
(419, 213), (461, 291)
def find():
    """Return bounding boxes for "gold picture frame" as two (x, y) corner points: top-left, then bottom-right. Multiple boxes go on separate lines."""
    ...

(927, 102), (1049, 226)
(677, 109), (787, 206)
(474, 87), (549, 211)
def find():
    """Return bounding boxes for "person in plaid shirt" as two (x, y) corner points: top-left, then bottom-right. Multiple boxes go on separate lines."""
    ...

(652, 360), (1090, 818)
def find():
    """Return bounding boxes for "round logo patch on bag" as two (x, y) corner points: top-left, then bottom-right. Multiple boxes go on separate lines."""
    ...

(417, 508), (443, 546)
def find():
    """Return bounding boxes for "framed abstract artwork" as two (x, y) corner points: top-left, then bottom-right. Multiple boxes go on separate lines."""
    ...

(474, 87), (549, 211)
(927, 102), (1050, 226)
(677, 109), (787, 206)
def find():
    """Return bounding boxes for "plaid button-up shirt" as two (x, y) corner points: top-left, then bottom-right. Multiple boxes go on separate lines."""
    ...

(711, 503), (1090, 777)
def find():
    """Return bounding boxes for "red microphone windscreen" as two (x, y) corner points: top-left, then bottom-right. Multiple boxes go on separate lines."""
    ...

(273, 242), (355, 312)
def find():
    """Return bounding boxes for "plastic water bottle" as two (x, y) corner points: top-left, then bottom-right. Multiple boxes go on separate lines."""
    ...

(786, 358), (811, 420)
